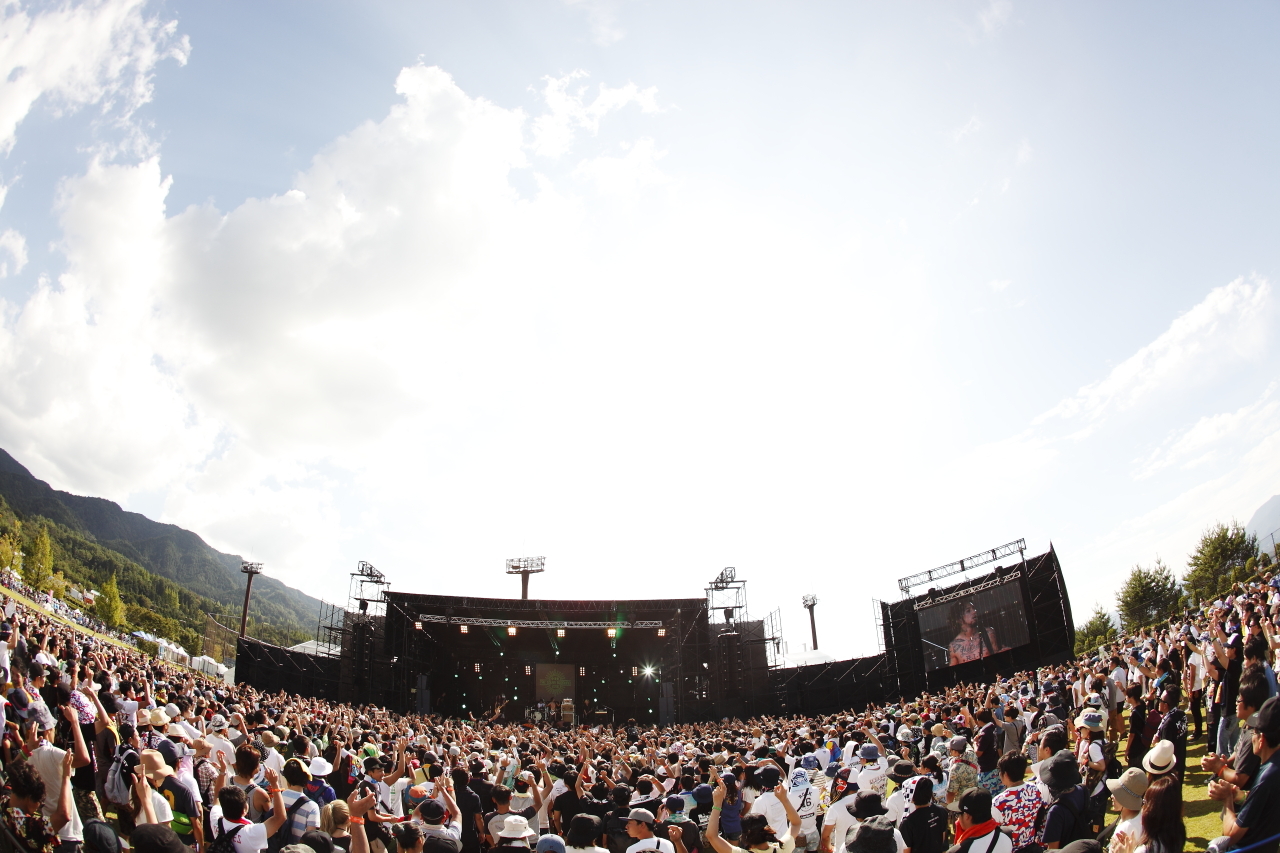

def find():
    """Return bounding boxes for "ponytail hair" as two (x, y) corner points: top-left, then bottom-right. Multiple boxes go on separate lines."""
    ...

(321, 800), (349, 835)
(392, 821), (423, 852)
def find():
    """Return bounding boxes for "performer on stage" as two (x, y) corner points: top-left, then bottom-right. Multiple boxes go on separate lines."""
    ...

(947, 599), (1011, 665)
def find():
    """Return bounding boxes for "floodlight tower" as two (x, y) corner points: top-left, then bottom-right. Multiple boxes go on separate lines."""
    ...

(239, 562), (264, 638)
(506, 557), (545, 600)
(802, 594), (818, 651)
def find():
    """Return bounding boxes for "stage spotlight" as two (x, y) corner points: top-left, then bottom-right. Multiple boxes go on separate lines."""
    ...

(606, 627), (617, 638)
(657, 628), (666, 637)
(632, 666), (639, 676)
(473, 662), (481, 672)
(578, 666), (586, 676)
(643, 666), (654, 676)
(556, 628), (566, 638)
(414, 621), (422, 630)
(525, 665), (532, 675)
(460, 625), (469, 634)
(507, 625), (517, 636)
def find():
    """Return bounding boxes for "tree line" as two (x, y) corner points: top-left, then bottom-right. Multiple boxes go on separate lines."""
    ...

(0, 495), (309, 656)
(1075, 521), (1273, 654)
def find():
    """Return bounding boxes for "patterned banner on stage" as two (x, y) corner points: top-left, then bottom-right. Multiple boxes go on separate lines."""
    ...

(535, 663), (575, 703)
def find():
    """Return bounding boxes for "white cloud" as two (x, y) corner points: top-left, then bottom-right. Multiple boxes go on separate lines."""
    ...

(531, 70), (659, 158)
(1134, 384), (1279, 479)
(979, 0), (1013, 36)
(0, 0), (187, 154)
(1035, 277), (1272, 426)
(573, 137), (667, 195)
(989, 279), (1011, 292)
(562, 0), (626, 46)
(1016, 139), (1033, 165)
(0, 229), (26, 277)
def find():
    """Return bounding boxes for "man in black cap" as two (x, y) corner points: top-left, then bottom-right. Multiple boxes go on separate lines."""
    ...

(1209, 696), (1280, 853)
(952, 788), (1011, 853)
(1037, 751), (1089, 850)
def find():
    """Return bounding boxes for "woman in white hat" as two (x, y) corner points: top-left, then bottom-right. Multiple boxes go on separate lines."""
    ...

(494, 816), (535, 850)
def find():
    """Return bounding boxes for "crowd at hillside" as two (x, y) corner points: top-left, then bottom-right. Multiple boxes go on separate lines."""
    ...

(1, 570), (1280, 853)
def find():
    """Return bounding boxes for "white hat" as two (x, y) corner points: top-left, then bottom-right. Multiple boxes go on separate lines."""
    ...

(498, 815), (532, 839)
(309, 757), (334, 777)
(1142, 739), (1177, 775)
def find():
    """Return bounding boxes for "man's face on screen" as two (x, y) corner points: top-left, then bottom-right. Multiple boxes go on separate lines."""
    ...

(963, 605), (978, 625)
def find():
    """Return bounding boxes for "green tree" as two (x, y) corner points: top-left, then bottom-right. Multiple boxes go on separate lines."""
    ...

(1075, 605), (1119, 656)
(47, 571), (67, 601)
(0, 530), (20, 574)
(23, 526), (53, 592)
(1184, 522), (1258, 603)
(1117, 559), (1181, 632)
(1261, 553), (1273, 569)
(95, 574), (125, 629)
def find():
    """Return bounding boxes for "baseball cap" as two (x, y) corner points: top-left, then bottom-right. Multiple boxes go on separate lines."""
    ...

(957, 787), (993, 820)
(626, 808), (655, 825)
(1254, 696), (1280, 737)
(418, 799), (447, 823)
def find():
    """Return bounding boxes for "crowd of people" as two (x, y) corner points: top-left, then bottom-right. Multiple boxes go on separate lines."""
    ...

(3, 571), (1280, 853)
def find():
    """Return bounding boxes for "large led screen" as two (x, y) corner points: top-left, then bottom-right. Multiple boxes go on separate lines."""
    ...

(916, 580), (1030, 672)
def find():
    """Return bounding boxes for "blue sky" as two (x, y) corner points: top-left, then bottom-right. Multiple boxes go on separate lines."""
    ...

(0, 0), (1277, 659)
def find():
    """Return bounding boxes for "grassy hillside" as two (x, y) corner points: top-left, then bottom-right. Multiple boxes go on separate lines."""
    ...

(0, 449), (317, 651)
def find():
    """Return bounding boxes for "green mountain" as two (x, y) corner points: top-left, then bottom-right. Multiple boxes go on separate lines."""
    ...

(0, 448), (319, 650)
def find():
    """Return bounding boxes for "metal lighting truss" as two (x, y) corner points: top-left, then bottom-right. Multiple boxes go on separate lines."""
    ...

(415, 614), (663, 629)
(897, 538), (1027, 598)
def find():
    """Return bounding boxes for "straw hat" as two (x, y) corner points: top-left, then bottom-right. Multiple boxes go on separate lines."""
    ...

(141, 749), (174, 784)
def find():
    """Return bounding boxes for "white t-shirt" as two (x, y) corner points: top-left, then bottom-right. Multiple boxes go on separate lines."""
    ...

(960, 828), (1012, 853)
(387, 777), (411, 818)
(207, 733), (237, 765)
(120, 699), (141, 729)
(262, 748), (285, 774)
(857, 758), (889, 796)
(1187, 652), (1206, 691)
(884, 788), (905, 825)
(627, 839), (675, 853)
(825, 799), (861, 848)
(756, 786), (818, 840)
(29, 742), (82, 842)
(149, 788), (174, 824)
(209, 808), (270, 853)
(1112, 814), (1141, 847)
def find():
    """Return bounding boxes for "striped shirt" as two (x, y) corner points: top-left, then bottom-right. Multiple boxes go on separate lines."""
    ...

(278, 790), (321, 843)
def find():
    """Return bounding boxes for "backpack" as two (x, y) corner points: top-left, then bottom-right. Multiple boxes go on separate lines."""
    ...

(1143, 708), (1163, 748)
(606, 811), (634, 853)
(105, 744), (139, 806)
(1081, 740), (1118, 792)
(208, 822), (245, 853)
(193, 757), (214, 807)
(265, 795), (310, 853)
(1034, 788), (1090, 848)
